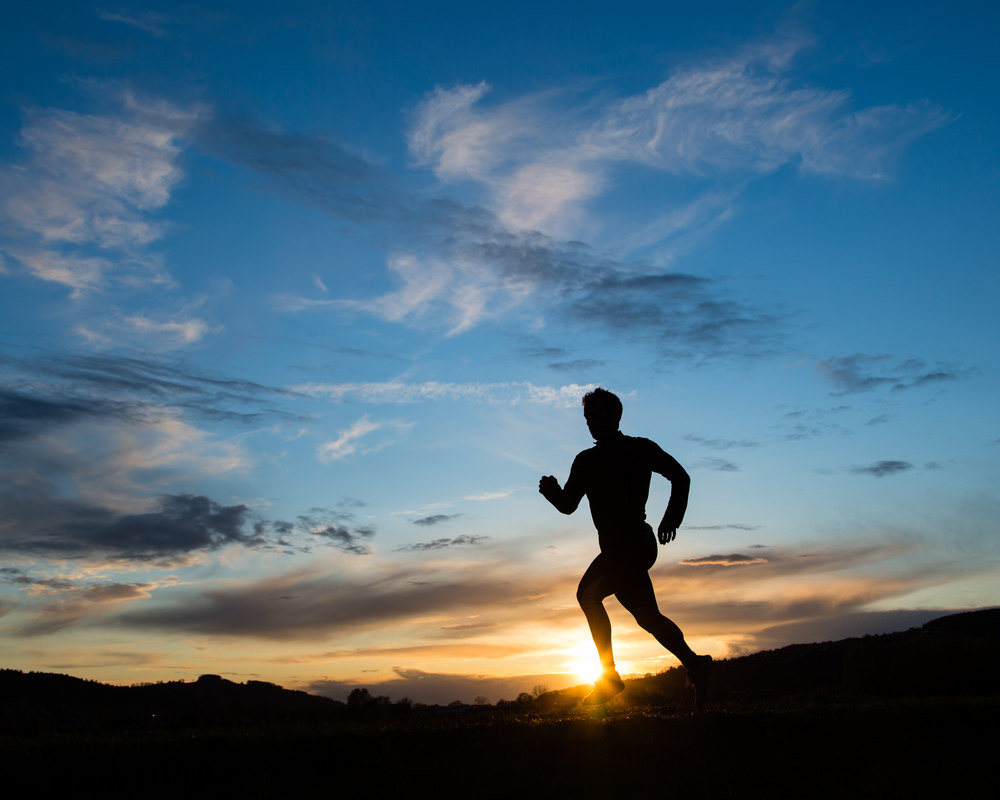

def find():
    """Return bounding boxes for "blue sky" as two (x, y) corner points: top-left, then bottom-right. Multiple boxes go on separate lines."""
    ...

(1, 0), (998, 704)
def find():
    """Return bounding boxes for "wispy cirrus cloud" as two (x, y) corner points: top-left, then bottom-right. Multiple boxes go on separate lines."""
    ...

(119, 314), (216, 346)
(97, 8), (172, 38)
(463, 490), (512, 501)
(1, 350), (298, 424)
(685, 523), (760, 531)
(77, 313), (219, 349)
(409, 35), (949, 239)
(316, 415), (412, 463)
(280, 251), (532, 336)
(294, 380), (595, 407)
(818, 354), (963, 395)
(214, 109), (784, 358)
(685, 435), (760, 450)
(203, 29), (945, 360)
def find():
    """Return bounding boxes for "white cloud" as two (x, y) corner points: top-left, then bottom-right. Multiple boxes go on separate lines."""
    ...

(293, 380), (595, 407)
(317, 416), (412, 463)
(408, 81), (510, 181)
(497, 161), (601, 234)
(97, 9), (171, 37)
(583, 42), (950, 180)
(619, 190), (738, 259)
(286, 251), (532, 335)
(408, 35), (949, 243)
(464, 490), (513, 501)
(122, 315), (217, 347)
(13, 250), (113, 295)
(0, 90), (200, 294)
(75, 310), (220, 350)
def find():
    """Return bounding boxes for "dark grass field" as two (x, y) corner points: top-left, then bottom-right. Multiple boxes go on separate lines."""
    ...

(5, 695), (995, 797)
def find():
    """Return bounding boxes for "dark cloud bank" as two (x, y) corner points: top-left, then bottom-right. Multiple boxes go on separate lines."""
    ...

(0, 493), (260, 561)
(0, 488), (380, 562)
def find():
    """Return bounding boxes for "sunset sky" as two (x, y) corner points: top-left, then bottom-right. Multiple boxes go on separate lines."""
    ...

(1, 1), (998, 705)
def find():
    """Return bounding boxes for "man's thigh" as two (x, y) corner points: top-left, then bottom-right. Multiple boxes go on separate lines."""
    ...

(612, 568), (660, 619)
(578, 553), (621, 603)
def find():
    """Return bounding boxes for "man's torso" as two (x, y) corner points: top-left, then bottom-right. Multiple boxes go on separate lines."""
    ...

(567, 433), (663, 551)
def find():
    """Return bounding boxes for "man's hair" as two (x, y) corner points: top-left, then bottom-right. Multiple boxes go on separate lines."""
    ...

(582, 387), (623, 422)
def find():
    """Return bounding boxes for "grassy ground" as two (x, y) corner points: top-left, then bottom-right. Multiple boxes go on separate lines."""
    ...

(5, 694), (994, 797)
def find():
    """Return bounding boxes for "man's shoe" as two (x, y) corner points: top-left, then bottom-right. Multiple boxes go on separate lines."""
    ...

(686, 655), (713, 708)
(582, 670), (625, 705)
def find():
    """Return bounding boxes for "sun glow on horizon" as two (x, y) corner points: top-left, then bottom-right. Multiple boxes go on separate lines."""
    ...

(563, 642), (602, 685)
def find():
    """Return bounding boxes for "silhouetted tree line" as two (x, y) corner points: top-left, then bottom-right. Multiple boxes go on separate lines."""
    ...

(346, 687), (416, 716)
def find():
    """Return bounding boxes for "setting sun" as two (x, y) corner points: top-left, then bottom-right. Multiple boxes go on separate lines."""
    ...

(563, 643), (602, 686)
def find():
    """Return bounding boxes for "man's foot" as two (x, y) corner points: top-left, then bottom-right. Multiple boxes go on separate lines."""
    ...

(686, 655), (712, 708)
(582, 669), (625, 706)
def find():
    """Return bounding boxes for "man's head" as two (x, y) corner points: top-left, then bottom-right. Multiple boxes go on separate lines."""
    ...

(582, 387), (622, 441)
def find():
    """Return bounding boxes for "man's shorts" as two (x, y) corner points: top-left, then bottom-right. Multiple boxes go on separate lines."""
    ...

(598, 522), (658, 576)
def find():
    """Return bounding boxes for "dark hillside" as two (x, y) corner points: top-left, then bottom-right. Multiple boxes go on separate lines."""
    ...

(0, 670), (344, 732)
(550, 606), (1000, 707)
(1, 609), (997, 797)
(3, 607), (998, 732)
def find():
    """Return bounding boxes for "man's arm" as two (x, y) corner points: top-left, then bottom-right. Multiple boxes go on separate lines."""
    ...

(539, 454), (586, 515)
(650, 443), (690, 544)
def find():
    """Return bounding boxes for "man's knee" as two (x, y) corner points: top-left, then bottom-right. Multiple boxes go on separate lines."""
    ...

(576, 583), (596, 608)
(577, 578), (608, 609)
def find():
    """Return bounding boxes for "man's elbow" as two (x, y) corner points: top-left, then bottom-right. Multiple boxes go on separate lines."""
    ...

(556, 497), (581, 515)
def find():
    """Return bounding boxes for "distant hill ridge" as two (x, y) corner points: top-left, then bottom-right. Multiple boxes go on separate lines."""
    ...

(0, 671), (343, 732)
(4, 608), (998, 730)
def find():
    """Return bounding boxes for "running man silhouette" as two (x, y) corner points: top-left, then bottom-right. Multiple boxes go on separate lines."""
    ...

(539, 387), (712, 706)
